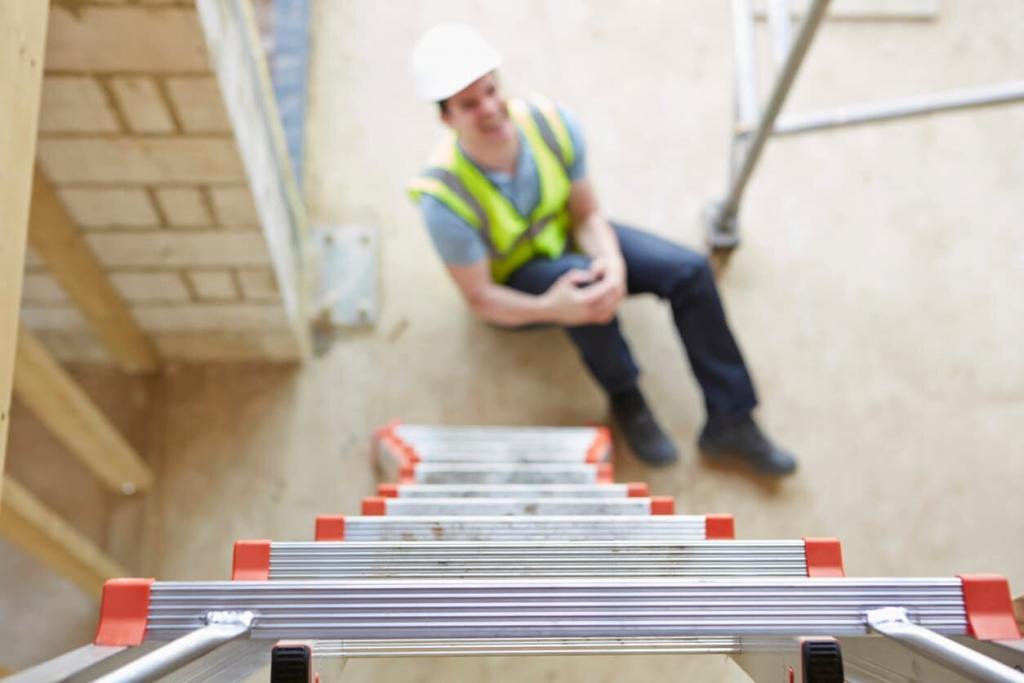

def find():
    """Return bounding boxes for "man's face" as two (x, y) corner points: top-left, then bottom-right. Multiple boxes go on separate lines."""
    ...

(441, 73), (514, 144)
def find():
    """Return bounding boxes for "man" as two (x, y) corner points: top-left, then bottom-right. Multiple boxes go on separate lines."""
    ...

(408, 24), (795, 475)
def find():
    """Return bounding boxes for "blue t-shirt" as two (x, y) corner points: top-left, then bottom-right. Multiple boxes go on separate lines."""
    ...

(418, 105), (587, 265)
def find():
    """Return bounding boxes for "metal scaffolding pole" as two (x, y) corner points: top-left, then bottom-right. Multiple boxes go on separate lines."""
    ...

(704, 0), (831, 250)
(731, 0), (761, 129)
(766, 0), (793, 70)
(766, 80), (1024, 136)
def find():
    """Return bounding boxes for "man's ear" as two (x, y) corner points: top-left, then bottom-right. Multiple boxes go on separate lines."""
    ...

(440, 109), (452, 127)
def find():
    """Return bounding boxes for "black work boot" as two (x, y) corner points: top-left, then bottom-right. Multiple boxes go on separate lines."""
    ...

(698, 415), (797, 476)
(610, 387), (679, 467)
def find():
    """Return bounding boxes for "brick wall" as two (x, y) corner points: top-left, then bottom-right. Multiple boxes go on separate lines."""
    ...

(21, 0), (307, 363)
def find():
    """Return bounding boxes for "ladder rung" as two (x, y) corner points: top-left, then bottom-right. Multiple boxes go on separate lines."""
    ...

(360, 496), (675, 516)
(312, 515), (734, 542)
(233, 539), (837, 580)
(401, 462), (614, 485)
(378, 483), (649, 498)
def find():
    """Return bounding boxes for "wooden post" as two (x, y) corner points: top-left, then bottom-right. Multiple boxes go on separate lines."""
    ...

(0, 0), (50, 506)
(29, 165), (160, 374)
(13, 327), (154, 494)
(0, 477), (128, 600)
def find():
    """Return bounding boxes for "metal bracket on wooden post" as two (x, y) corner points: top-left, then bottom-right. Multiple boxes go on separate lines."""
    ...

(309, 224), (379, 352)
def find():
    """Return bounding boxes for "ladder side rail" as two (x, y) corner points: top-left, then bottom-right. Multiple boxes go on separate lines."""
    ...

(93, 612), (254, 683)
(866, 608), (1024, 683)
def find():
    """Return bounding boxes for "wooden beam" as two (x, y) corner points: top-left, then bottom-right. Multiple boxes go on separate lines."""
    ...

(0, 476), (128, 600)
(28, 164), (160, 374)
(13, 327), (154, 494)
(1, 0), (50, 506)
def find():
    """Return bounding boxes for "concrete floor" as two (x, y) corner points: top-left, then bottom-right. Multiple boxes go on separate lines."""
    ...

(4, 1), (1024, 679)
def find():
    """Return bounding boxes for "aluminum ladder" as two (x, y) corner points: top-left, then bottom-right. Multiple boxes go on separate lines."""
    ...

(10, 421), (1024, 683)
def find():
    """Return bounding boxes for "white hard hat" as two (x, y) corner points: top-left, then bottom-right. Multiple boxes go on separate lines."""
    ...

(411, 23), (502, 102)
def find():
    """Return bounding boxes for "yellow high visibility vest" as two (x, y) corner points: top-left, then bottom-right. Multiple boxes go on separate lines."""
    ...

(408, 94), (576, 283)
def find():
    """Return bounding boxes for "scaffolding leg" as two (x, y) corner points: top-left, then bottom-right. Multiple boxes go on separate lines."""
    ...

(703, 0), (831, 257)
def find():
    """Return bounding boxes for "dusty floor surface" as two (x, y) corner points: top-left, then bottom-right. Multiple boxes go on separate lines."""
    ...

(3, 1), (1024, 680)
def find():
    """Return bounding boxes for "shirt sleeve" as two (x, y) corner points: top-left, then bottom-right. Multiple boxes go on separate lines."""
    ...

(558, 105), (588, 181)
(418, 194), (487, 265)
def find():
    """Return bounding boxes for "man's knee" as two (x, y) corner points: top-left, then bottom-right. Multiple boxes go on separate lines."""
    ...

(667, 248), (714, 295)
(507, 253), (591, 294)
(558, 253), (592, 272)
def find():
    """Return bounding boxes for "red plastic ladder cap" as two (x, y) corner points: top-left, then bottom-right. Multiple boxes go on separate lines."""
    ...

(585, 427), (611, 463)
(803, 538), (845, 577)
(958, 574), (1023, 640)
(650, 496), (675, 515)
(95, 578), (154, 646)
(362, 497), (387, 516)
(232, 540), (271, 581)
(315, 515), (346, 541)
(705, 514), (735, 539)
(626, 482), (649, 497)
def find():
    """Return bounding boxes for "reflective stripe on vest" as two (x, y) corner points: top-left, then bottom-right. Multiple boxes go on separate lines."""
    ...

(408, 95), (575, 283)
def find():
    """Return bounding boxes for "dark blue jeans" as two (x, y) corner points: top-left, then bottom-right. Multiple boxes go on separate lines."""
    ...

(505, 223), (758, 422)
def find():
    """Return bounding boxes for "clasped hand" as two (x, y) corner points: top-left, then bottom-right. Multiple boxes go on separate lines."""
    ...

(543, 256), (627, 326)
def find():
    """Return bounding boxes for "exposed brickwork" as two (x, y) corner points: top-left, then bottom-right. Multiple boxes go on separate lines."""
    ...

(109, 77), (177, 133)
(209, 186), (261, 227)
(57, 188), (160, 228)
(24, 1), (305, 362)
(84, 232), (272, 268)
(39, 76), (119, 133)
(166, 77), (232, 132)
(132, 304), (292, 332)
(155, 187), (212, 226)
(45, 5), (210, 73)
(19, 306), (90, 331)
(37, 137), (245, 184)
(187, 270), (239, 301)
(237, 268), (281, 302)
(109, 272), (191, 303)
(21, 274), (69, 305)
